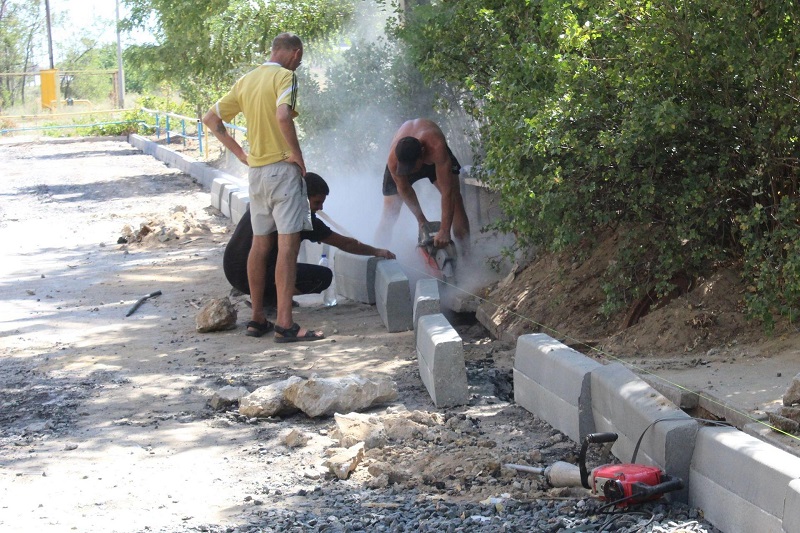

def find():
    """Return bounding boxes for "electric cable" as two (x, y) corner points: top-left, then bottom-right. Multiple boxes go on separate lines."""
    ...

(630, 416), (733, 464)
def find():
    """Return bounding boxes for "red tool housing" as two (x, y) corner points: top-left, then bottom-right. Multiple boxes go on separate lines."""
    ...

(592, 464), (665, 506)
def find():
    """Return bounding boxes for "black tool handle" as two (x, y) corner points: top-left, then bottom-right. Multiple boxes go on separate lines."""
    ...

(579, 433), (620, 489)
(631, 476), (684, 499)
(125, 290), (162, 317)
(587, 432), (619, 444)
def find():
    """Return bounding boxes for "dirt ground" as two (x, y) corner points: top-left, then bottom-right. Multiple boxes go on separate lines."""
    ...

(0, 137), (574, 532)
(0, 136), (794, 532)
(478, 227), (800, 440)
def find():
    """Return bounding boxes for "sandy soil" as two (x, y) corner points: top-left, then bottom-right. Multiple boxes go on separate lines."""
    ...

(0, 137), (570, 532)
(0, 136), (794, 532)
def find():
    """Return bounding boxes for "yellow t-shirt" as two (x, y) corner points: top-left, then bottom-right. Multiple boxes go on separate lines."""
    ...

(211, 63), (298, 167)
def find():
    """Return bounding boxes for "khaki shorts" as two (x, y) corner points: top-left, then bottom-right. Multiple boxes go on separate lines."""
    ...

(248, 162), (312, 235)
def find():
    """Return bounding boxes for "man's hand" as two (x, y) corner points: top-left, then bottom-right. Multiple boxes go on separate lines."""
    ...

(433, 228), (452, 248)
(285, 150), (306, 176)
(375, 249), (396, 260)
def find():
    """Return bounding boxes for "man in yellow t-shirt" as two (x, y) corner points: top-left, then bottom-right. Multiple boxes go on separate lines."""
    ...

(203, 32), (324, 343)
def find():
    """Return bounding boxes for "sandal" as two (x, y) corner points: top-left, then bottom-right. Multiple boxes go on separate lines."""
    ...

(245, 320), (274, 338)
(274, 322), (325, 343)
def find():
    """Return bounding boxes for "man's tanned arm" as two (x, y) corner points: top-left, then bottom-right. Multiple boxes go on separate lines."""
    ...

(202, 110), (249, 166)
(430, 139), (457, 247)
(392, 174), (429, 228)
(322, 232), (395, 259)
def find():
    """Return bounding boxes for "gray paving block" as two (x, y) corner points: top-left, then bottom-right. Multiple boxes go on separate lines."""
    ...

(219, 180), (240, 218)
(514, 369), (589, 442)
(413, 278), (440, 329)
(691, 469), (781, 533)
(211, 176), (238, 212)
(689, 426), (800, 533)
(416, 313), (468, 407)
(641, 375), (699, 411)
(128, 134), (146, 151)
(230, 191), (250, 224)
(590, 362), (698, 502)
(175, 151), (193, 173)
(333, 251), (384, 304)
(155, 145), (175, 166)
(189, 161), (213, 188)
(513, 334), (601, 442)
(374, 260), (413, 332)
(784, 479), (800, 533)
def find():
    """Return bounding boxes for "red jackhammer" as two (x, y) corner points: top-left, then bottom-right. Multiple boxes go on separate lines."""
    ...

(506, 432), (684, 508)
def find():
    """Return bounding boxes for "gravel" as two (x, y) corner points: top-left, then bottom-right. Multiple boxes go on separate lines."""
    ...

(176, 483), (719, 532)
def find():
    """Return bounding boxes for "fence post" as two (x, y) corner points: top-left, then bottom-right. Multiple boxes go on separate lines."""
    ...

(181, 118), (186, 147)
(197, 120), (205, 157)
(166, 115), (171, 144)
(155, 113), (161, 139)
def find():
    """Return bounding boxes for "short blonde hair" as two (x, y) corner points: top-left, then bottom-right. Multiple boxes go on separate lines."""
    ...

(272, 33), (302, 52)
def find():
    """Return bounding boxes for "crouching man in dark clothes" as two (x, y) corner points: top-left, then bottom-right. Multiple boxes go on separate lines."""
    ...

(224, 173), (396, 334)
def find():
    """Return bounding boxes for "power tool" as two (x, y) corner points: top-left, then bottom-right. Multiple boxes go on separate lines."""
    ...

(417, 221), (457, 285)
(505, 432), (683, 507)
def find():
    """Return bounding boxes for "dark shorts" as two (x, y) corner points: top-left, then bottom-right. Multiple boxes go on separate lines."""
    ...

(382, 148), (461, 196)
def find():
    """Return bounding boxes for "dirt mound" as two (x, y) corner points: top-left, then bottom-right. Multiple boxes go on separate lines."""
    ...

(117, 205), (220, 247)
(478, 230), (787, 360)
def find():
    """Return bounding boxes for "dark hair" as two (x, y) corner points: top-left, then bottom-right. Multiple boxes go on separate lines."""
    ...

(272, 33), (302, 51)
(304, 172), (329, 197)
(395, 136), (423, 175)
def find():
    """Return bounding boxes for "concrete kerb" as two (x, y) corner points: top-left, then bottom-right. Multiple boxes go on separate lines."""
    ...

(513, 334), (601, 443)
(416, 313), (468, 408)
(689, 426), (800, 533)
(590, 362), (697, 503)
(413, 278), (441, 330)
(374, 260), (413, 332)
(334, 251), (384, 305)
(784, 479), (800, 533)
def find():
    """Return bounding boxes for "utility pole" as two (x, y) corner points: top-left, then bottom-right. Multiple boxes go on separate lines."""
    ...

(44, 0), (54, 69)
(115, 0), (126, 108)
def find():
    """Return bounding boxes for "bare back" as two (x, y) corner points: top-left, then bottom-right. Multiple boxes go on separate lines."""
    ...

(388, 119), (450, 170)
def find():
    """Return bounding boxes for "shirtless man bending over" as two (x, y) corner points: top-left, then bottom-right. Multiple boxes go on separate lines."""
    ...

(375, 118), (470, 251)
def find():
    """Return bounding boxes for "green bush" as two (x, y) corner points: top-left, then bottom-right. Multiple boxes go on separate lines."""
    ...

(398, 1), (800, 323)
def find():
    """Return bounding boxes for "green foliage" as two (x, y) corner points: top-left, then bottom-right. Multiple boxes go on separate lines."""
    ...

(59, 42), (119, 104)
(737, 198), (800, 331)
(122, 0), (358, 106)
(0, 0), (45, 109)
(399, 0), (800, 324)
(136, 93), (194, 116)
(300, 35), (441, 172)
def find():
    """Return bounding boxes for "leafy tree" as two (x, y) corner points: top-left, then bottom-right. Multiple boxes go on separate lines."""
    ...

(0, 0), (44, 109)
(122, 0), (358, 108)
(398, 0), (800, 325)
(58, 41), (119, 104)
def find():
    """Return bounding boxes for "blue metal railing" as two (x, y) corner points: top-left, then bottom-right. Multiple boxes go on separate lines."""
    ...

(139, 108), (247, 158)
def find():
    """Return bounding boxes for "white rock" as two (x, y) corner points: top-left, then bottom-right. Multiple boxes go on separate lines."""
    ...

(323, 442), (365, 480)
(283, 428), (310, 448)
(196, 297), (237, 332)
(784, 372), (800, 406)
(209, 385), (250, 410)
(239, 376), (303, 418)
(333, 412), (386, 449)
(285, 374), (398, 418)
(382, 415), (428, 442)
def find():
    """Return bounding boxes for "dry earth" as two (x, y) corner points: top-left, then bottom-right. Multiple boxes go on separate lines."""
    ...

(0, 137), (582, 532)
(0, 136), (793, 532)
